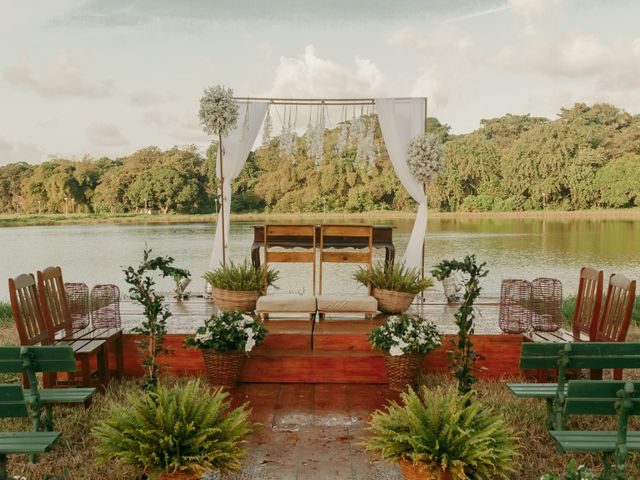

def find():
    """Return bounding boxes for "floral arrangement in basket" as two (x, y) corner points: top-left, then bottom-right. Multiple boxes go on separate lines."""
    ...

(184, 311), (268, 353)
(370, 314), (441, 356)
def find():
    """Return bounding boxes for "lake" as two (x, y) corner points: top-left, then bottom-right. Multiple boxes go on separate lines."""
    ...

(1, 216), (639, 302)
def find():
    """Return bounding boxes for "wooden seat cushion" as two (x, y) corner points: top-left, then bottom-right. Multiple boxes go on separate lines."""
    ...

(316, 295), (377, 313)
(256, 294), (316, 313)
(551, 431), (640, 453)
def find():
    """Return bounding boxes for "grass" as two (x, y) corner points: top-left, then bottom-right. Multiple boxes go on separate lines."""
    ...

(0, 301), (12, 326)
(563, 294), (640, 327)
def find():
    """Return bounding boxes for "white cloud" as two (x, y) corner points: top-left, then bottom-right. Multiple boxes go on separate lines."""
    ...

(3, 52), (116, 99)
(507, 0), (568, 18)
(410, 69), (449, 108)
(0, 137), (46, 165)
(387, 26), (473, 54)
(267, 45), (385, 97)
(86, 122), (129, 147)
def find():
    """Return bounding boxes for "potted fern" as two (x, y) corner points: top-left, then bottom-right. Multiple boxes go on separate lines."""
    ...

(184, 311), (268, 387)
(365, 386), (518, 480)
(204, 260), (279, 312)
(93, 379), (251, 480)
(369, 314), (441, 391)
(354, 262), (433, 314)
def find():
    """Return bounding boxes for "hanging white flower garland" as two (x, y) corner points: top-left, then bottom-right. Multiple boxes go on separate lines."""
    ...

(262, 107), (272, 145)
(407, 132), (445, 184)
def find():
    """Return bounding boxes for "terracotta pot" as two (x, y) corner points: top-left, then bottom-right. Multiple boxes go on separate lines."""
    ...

(383, 352), (425, 392)
(154, 470), (199, 480)
(212, 287), (258, 313)
(201, 349), (245, 388)
(373, 288), (415, 314)
(400, 460), (452, 480)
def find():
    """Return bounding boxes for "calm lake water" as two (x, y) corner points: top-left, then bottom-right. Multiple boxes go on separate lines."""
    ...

(1, 216), (639, 302)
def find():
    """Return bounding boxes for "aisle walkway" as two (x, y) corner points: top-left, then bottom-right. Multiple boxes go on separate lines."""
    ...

(224, 383), (402, 480)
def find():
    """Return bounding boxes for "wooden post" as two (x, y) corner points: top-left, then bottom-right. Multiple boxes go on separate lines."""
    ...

(421, 97), (428, 283)
(218, 132), (226, 268)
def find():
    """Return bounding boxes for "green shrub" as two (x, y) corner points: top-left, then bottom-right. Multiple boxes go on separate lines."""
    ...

(365, 385), (518, 480)
(563, 294), (640, 327)
(93, 379), (251, 479)
(203, 261), (279, 292)
(0, 301), (13, 326)
(541, 458), (634, 480)
(354, 262), (433, 294)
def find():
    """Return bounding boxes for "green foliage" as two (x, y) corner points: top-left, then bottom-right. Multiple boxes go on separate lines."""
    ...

(123, 249), (190, 389)
(540, 459), (634, 480)
(365, 386), (518, 480)
(0, 301), (13, 326)
(563, 294), (640, 326)
(369, 314), (441, 355)
(354, 262), (433, 294)
(203, 261), (279, 293)
(93, 379), (251, 478)
(431, 255), (488, 395)
(183, 310), (268, 353)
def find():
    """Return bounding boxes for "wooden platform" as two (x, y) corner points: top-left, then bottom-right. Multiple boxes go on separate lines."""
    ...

(121, 318), (524, 383)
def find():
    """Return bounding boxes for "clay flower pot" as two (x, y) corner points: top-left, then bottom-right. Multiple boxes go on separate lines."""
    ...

(400, 460), (452, 480)
(154, 470), (199, 480)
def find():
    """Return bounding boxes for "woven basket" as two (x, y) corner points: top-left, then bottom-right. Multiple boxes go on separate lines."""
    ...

(212, 287), (258, 313)
(373, 288), (415, 314)
(400, 461), (451, 480)
(383, 352), (425, 392)
(155, 471), (199, 480)
(201, 349), (245, 388)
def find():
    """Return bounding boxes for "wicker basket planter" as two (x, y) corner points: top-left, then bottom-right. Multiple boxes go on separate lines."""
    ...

(383, 352), (425, 392)
(155, 471), (199, 480)
(201, 349), (245, 388)
(400, 461), (452, 480)
(373, 288), (415, 314)
(212, 287), (258, 313)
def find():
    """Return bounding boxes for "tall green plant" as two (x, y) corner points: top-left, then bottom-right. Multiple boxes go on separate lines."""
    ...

(123, 249), (189, 389)
(203, 261), (279, 292)
(431, 255), (488, 394)
(354, 262), (433, 294)
(365, 386), (518, 480)
(93, 379), (251, 479)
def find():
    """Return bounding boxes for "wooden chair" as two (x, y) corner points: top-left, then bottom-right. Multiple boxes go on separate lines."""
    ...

(316, 225), (378, 320)
(591, 274), (636, 380)
(256, 225), (317, 326)
(7, 268), (107, 389)
(571, 267), (603, 342)
(38, 266), (124, 386)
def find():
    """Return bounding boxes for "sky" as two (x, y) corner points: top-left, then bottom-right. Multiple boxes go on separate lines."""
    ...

(1, 0), (639, 165)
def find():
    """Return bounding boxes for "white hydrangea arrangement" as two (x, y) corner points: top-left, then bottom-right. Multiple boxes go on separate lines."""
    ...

(407, 132), (445, 184)
(184, 311), (268, 353)
(199, 85), (239, 137)
(369, 314), (441, 357)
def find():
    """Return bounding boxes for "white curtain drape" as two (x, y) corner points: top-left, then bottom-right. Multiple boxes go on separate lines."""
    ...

(376, 98), (426, 271)
(209, 102), (268, 269)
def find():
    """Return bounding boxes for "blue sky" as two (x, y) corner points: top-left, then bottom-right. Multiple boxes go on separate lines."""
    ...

(1, 0), (639, 164)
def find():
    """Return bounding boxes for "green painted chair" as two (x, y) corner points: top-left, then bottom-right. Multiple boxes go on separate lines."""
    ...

(507, 342), (640, 429)
(550, 380), (640, 477)
(0, 346), (95, 433)
(0, 384), (60, 480)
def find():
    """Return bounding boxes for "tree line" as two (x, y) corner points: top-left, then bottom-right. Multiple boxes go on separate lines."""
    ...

(1, 102), (639, 215)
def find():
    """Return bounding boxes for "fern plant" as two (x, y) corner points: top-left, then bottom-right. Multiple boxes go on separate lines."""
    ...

(365, 385), (518, 480)
(93, 379), (251, 479)
(204, 261), (279, 293)
(354, 262), (433, 294)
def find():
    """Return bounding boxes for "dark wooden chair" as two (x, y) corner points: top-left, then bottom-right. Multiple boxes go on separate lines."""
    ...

(38, 267), (124, 383)
(316, 225), (377, 320)
(571, 267), (603, 342)
(256, 225), (317, 325)
(591, 274), (636, 380)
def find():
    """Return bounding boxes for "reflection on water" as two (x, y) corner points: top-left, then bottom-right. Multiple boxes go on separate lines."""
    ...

(0, 217), (639, 301)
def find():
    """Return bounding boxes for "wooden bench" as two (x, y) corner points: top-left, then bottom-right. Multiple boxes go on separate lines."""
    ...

(507, 342), (640, 429)
(550, 380), (640, 476)
(0, 384), (61, 477)
(0, 345), (96, 433)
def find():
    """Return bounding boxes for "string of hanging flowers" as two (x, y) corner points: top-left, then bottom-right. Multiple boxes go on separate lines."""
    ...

(262, 107), (272, 145)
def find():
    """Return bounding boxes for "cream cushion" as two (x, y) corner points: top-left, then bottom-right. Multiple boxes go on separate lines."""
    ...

(256, 294), (317, 313)
(316, 295), (378, 313)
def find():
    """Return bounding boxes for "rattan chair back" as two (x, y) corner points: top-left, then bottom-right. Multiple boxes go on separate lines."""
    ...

(64, 282), (90, 329)
(90, 284), (121, 328)
(572, 267), (603, 341)
(498, 279), (533, 334)
(531, 277), (563, 332)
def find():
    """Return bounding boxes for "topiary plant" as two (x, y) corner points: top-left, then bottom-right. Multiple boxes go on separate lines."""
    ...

(354, 262), (433, 294)
(365, 385), (518, 480)
(203, 260), (279, 293)
(93, 379), (251, 479)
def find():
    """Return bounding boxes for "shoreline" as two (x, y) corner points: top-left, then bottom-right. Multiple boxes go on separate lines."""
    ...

(1, 208), (640, 227)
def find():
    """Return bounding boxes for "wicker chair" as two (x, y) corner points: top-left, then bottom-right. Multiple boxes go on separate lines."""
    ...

(531, 277), (563, 332)
(64, 282), (90, 329)
(498, 279), (533, 334)
(90, 284), (121, 329)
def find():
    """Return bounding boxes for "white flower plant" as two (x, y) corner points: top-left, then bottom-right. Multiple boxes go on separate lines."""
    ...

(184, 311), (268, 354)
(407, 132), (445, 184)
(199, 85), (239, 137)
(369, 314), (442, 357)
